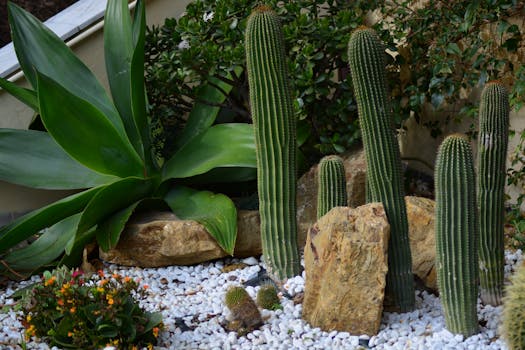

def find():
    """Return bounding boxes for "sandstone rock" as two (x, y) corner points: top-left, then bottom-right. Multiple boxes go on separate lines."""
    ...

(296, 147), (367, 246)
(100, 210), (261, 267)
(302, 204), (390, 336)
(406, 196), (437, 291)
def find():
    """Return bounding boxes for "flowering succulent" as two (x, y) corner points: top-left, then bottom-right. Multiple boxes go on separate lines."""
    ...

(19, 266), (162, 349)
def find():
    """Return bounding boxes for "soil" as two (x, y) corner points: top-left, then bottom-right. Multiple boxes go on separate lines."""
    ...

(0, 0), (78, 48)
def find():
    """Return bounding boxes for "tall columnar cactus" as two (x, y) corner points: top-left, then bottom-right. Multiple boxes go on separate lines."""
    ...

(502, 263), (525, 350)
(435, 134), (479, 337)
(245, 6), (301, 280)
(347, 27), (414, 312)
(477, 82), (510, 306)
(317, 155), (348, 219)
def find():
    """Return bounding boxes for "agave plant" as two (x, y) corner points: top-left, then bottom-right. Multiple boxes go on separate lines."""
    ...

(0, 0), (256, 279)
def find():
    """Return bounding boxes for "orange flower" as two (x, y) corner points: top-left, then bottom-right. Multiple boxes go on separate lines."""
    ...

(57, 299), (65, 306)
(124, 276), (132, 283)
(69, 306), (76, 313)
(97, 270), (105, 278)
(152, 327), (160, 338)
(112, 272), (120, 279)
(44, 276), (56, 286)
(106, 294), (114, 305)
(67, 331), (74, 337)
(99, 279), (109, 287)
(143, 284), (149, 290)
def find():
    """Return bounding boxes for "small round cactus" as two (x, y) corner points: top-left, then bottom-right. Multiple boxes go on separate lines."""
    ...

(224, 286), (263, 333)
(502, 263), (525, 350)
(256, 283), (282, 310)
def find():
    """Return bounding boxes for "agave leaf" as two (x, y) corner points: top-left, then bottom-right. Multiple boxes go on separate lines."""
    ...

(0, 187), (103, 254)
(104, 0), (143, 158)
(77, 177), (154, 233)
(175, 66), (244, 150)
(0, 77), (38, 111)
(96, 201), (141, 252)
(37, 71), (145, 178)
(164, 186), (237, 255)
(0, 129), (117, 189)
(7, 2), (125, 134)
(1, 214), (81, 277)
(163, 123), (256, 180)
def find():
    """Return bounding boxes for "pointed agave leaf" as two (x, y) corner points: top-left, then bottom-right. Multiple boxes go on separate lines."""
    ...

(7, 2), (125, 134)
(104, 0), (143, 158)
(60, 227), (97, 268)
(175, 67), (244, 151)
(1, 214), (81, 277)
(0, 129), (117, 189)
(183, 167), (257, 184)
(0, 187), (103, 254)
(77, 177), (154, 234)
(0, 77), (38, 111)
(163, 123), (256, 180)
(96, 201), (141, 251)
(164, 186), (237, 255)
(37, 71), (144, 178)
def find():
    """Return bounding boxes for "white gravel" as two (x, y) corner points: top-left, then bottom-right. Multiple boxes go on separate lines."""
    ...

(0, 250), (522, 350)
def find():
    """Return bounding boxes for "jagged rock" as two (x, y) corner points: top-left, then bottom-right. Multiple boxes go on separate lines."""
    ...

(296, 148), (367, 246)
(406, 196), (437, 291)
(302, 203), (390, 336)
(99, 210), (261, 267)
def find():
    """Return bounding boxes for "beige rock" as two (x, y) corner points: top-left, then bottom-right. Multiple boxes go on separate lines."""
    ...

(296, 148), (367, 246)
(100, 210), (261, 267)
(406, 196), (437, 291)
(302, 204), (390, 336)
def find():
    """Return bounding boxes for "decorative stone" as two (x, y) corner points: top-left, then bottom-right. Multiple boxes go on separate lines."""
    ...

(406, 196), (437, 291)
(302, 203), (390, 336)
(99, 210), (262, 267)
(296, 147), (367, 246)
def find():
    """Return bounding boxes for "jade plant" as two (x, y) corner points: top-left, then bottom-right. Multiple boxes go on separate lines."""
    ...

(245, 5), (301, 280)
(0, 0), (256, 279)
(317, 155), (347, 219)
(435, 134), (479, 337)
(347, 27), (414, 312)
(477, 82), (510, 306)
(502, 263), (525, 350)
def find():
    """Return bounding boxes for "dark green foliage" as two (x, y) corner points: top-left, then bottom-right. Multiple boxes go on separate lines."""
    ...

(317, 155), (347, 219)
(348, 27), (414, 312)
(477, 82), (509, 306)
(502, 263), (525, 350)
(435, 134), (479, 337)
(245, 5), (301, 280)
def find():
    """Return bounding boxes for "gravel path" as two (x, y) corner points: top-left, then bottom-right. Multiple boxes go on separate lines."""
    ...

(0, 249), (522, 350)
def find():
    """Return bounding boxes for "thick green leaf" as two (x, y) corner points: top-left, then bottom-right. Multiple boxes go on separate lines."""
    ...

(7, 3), (125, 134)
(130, 0), (156, 174)
(1, 214), (81, 276)
(37, 71), (145, 178)
(78, 177), (154, 233)
(0, 129), (117, 189)
(164, 186), (237, 255)
(0, 77), (38, 111)
(96, 201), (140, 251)
(104, 0), (143, 158)
(175, 67), (244, 150)
(163, 123), (256, 180)
(0, 187), (102, 254)
(60, 227), (97, 268)
(182, 167), (257, 184)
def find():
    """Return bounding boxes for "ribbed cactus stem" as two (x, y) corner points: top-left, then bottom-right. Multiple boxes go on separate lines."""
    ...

(348, 27), (415, 312)
(477, 82), (509, 306)
(435, 134), (479, 337)
(317, 155), (348, 219)
(245, 6), (301, 280)
(502, 263), (525, 350)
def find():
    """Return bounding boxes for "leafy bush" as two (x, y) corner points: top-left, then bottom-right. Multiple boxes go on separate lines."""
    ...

(19, 267), (162, 349)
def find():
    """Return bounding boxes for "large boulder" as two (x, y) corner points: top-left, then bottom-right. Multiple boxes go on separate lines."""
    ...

(302, 203), (390, 336)
(100, 210), (261, 267)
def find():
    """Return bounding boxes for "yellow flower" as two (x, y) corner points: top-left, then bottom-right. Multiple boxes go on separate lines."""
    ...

(60, 282), (71, 294)
(96, 287), (104, 293)
(147, 344), (153, 350)
(26, 315), (32, 322)
(25, 324), (36, 339)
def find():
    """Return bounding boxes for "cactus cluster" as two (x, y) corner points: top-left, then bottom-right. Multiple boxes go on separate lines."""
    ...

(477, 82), (510, 306)
(224, 286), (263, 334)
(347, 27), (414, 312)
(435, 134), (479, 337)
(317, 155), (348, 219)
(256, 283), (282, 310)
(245, 5), (301, 281)
(502, 263), (525, 350)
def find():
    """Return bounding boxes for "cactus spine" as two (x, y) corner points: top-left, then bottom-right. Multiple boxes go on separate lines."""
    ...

(317, 155), (348, 219)
(347, 27), (414, 311)
(502, 263), (525, 350)
(224, 286), (263, 333)
(245, 6), (300, 280)
(435, 134), (479, 337)
(477, 82), (509, 306)
(256, 283), (282, 310)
